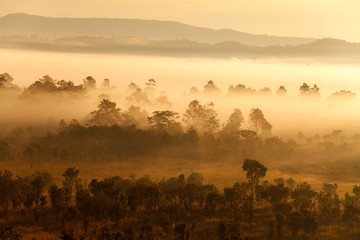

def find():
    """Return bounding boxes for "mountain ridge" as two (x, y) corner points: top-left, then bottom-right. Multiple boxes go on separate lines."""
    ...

(0, 13), (315, 47)
(1, 36), (358, 63)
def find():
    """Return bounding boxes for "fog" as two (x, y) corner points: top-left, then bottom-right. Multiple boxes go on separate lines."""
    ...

(3, 49), (360, 95)
(4, 3), (360, 239)
(2, 49), (360, 187)
(2, 49), (360, 137)
(3, 50), (360, 240)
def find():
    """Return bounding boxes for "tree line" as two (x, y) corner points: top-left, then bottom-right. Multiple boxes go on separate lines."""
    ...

(0, 96), (296, 165)
(0, 73), (357, 100)
(1, 90), (357, 167)
(1, 160), (360, 239)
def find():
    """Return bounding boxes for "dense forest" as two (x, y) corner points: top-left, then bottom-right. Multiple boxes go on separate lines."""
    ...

(1, 161), (360, 240)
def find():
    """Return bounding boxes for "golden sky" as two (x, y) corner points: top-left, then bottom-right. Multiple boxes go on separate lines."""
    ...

(1, 0), (359, 42)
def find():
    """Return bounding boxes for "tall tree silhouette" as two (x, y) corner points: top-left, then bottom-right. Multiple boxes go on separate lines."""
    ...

(148, 110), (183, 135)
(183, 100), (219, 135)
(242, 159), (267, 222)
(87, 99), (122, 126)
(249, 108), (272, 136)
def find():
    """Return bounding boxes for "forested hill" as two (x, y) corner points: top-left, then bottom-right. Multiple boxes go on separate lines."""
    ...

(0, 13), (314, 46)
(1, 36), (359, 62)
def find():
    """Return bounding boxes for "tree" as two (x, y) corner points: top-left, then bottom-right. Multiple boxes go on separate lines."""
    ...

(302, 210), (317, 239)
(102, 78), (111, 88)
(0, 141), (11, 161)
(0, 73), (17, 89)
(142, 78), (157, 104)
(59, 228), (81, 240)
(62, 167), (80, 208)
(21, 75), (85, 96)
(122, 105), (149, 128)
(318, 183), (341, 224)
(299, 83), (310, 94)
(0, 170), (15, 213)
(313, 133), (320, 143)
(323, 129), (343, 143)
(49, 184), (66, 213)
(276, 86), (287, 96)
(97, 226), (124, 240)
(297, 132), (305, 142)
(189, 86), (199, 95)
(0, 226), (22, 240)
(205, 192), (223, 210)
(263, 183), (290, 208)
(288, 211), (302, 239)
(23, 146), (36, 160)
(228, 84), (256, 95)
(127, 83), (151, 106)
(155, 91), (172, 108)
(218, 221), (227, 240)
(249, 108), (272, 136)
(299, 83), (320, 97)
(75, 187), (93, 234)
(258, 87), (272, 95)
(174, 223), (186, 240)
(31, 176), (46, 207)
(342, 188), (360, 227)
(286, 178), (296, 190)
(203, 80), (221, 94)
(83, 76), (96, 89)
(274, 202), (292, 240)
(58, 119), (67, 132)
(242, 159), (267, 222)
(329, 89), (356, 100)
(221, 108), (244, 135)
(24, 75), (57, 94)
(243, 159), (267, 190)
(183, 100), (220, 135)
(224, 186), (243, 208)
(87, 99), (122, 126)
(187, 172), (204, 187)
(57, 79), (81, 92)
(292, 182), (316, 212)
(145, 79), (156, 92)
(148, 111), (183, 135)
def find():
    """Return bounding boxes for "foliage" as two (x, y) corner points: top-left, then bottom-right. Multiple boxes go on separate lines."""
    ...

(87, 99), (122, 126)
(0, 226), (22, 240)
(183, 100), (220, 135)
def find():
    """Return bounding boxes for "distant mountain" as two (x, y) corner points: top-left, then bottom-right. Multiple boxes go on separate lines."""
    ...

(1, 36), (359, 63)
(0, 13), (315, 47)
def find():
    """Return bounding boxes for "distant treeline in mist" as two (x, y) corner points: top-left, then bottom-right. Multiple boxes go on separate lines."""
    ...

(0, 72), (357, 99)
(1, 72), (360, 180)
(1, 161), (360, 239)
(1, 36), (360, 61)
(0, 73), (359, 163)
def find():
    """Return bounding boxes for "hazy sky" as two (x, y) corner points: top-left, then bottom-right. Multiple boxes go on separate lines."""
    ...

(0, 0), (359, 42)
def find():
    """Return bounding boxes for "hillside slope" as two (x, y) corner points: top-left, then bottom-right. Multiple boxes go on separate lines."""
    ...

(0, 13), (314, 46)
